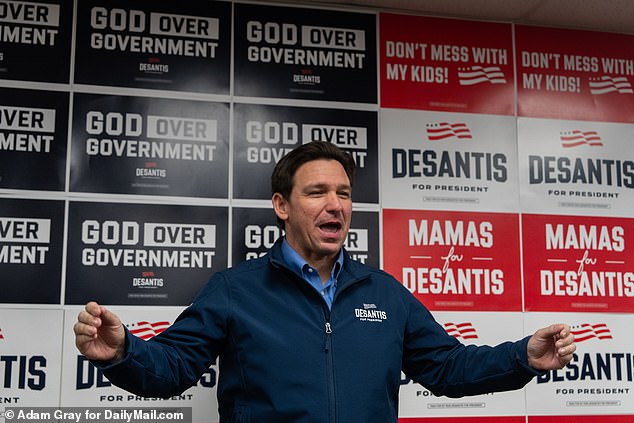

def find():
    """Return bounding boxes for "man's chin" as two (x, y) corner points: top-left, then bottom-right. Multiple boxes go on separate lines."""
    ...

(318, 239), (344, 254)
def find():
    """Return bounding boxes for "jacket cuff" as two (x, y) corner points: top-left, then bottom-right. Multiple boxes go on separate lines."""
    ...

(90, 326), (134, 370)
(516, 335), (547, 377)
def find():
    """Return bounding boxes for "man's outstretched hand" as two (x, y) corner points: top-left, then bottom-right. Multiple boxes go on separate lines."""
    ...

(74, 301), (126, 362)
(527, 324), (576, 370)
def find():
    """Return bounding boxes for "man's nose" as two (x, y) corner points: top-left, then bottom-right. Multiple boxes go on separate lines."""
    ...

(325, 191), (344, 211)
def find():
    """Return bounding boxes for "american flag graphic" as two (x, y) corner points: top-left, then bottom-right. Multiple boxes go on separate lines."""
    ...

(0, 327), (4, 340)
(570, 323), (613, 343)
(444, 322), (478, 340)
(126, 321), (170, 340)
(589, 76), (633, 95)
(560, 130), (603, 148)
(426, 122), (472, 141)
(458, 66), (506, 86)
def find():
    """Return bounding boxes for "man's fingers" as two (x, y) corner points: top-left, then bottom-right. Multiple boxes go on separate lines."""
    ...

(77, 310), (101, 327)
(537, 323), (569, 340)
(556, 324), (569, 337)
(85, 301), (101, 316)
(99, 306), (121, 326)
(558, 338), (576, 356)
(73, 321), (97, 338)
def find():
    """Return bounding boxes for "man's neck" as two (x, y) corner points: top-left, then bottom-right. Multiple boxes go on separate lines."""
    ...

(284, 239), (340, 283)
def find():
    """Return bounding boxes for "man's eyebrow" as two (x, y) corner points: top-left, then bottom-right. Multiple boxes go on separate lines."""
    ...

(302, 182), (351, 191)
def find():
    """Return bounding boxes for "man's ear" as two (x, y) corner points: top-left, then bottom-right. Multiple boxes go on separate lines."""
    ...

(271, 193), (289, 222)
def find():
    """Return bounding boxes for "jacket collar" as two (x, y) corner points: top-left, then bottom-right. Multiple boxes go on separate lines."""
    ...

(268, 237), (371, 288)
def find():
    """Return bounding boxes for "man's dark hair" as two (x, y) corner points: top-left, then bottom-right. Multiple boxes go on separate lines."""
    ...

(271, 141), (356, 225)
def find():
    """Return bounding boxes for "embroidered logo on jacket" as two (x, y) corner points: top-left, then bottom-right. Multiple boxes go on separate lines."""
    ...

(354, 303), (388, 322)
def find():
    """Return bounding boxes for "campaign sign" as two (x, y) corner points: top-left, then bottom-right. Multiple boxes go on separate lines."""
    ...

(400, 418), (524, 423)
(0, 87), (68, 191)
(0, 308), (63, 414)
(234, 3), (377, 103)
(517, 25), (634, 123)
(525, 312), (634, 415)
(528, 416), (634, 423)
(233, 103), (378, 203)
(231, 206), (281, 264)
(70, 93), (229, 198)
(74, 0), (230, 93)
(383, 209), (522, 312)
(65, 201), (228, 306)
(0, 0), (72, 83)
(518, 117), (634, 218)
(61, 307), (219, 423)
(522, 214), (634, 313)
(380, 13), (514, 115)
(399, 311), (525, 418)
(346, 209), (380, 268)
(0, 198), (64, 304)
(231, 207), (380, 268)
(380, 108), (519, 212)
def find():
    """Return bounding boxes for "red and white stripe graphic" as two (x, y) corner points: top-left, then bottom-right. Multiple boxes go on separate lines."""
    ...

(458, 66), (506, 86)
(0, 327), (4, 340)
(426, 122), (472, 141)
(126, 321), (171, 340)
(444, 322), (478, 340)
(589, 76), (633, 95)
(560, 130), (603, 148)
(570, 323), (613, 343)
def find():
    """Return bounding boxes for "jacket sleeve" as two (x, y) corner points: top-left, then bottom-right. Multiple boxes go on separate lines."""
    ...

(401, 291), (542, 398)
(93, 272), (231, 398)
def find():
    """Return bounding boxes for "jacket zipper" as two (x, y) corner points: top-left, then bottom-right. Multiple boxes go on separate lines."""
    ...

(324, 316), (335, 423)
(273, 259), (367, 423)
(323, 276), (367, 423)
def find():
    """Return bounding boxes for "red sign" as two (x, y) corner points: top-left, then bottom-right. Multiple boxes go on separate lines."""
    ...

(522, 214), (634, 312)
(528, 416), (633, 423)
(380, 13), (514, 115)
(516, 25), (634, 123)
(400, 417), (524, 423)
(383, 209), (522, 311)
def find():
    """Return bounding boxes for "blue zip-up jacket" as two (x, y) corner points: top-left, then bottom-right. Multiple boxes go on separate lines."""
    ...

(99, 239), (540, 422)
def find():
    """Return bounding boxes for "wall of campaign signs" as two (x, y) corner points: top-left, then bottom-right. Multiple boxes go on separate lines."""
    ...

(0, 0), (633, 421)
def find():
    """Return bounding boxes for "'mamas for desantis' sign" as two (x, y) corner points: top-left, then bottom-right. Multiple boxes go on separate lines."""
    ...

(383, 209), (522, 311)
(523, 214), (634, 313)
(380, 13), (514, 115)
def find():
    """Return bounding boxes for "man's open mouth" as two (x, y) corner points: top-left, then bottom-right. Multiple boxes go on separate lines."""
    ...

(320, 222), (342, 233)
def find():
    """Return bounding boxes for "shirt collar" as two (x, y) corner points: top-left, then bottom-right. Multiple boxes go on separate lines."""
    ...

(281, 237), (344, 281)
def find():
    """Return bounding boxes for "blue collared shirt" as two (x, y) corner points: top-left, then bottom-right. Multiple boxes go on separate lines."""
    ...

(281, 238), (343, 310)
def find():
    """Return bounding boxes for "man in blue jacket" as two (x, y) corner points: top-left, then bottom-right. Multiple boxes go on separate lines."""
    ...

(75, 141), (576, 423)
